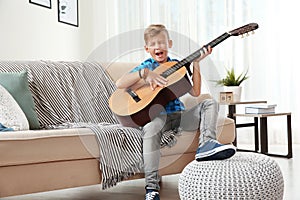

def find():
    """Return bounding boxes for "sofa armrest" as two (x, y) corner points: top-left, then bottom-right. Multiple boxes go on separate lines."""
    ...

(105, 62), (140, 82)
(180, 93), (212, 110)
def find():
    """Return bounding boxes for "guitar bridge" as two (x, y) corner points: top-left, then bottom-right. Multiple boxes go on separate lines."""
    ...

(126, 88), (141, 102)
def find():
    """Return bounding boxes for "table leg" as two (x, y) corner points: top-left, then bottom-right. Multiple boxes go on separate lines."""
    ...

(260, 114), (292, 159)
(260, 117), (268, 154)
(254, 117), (259, 152)
(228, 105), (237, 146)
(287, 115), (293, 158)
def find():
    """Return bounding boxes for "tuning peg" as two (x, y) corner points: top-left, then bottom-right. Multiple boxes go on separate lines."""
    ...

(252, 30), (255, 34)
(246, 32), (250, 37)
(241, 34), (244, 38)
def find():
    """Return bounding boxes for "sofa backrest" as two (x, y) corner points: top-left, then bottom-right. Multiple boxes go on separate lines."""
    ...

(104, 62), (140, 83)
(0, 61), (118, 128)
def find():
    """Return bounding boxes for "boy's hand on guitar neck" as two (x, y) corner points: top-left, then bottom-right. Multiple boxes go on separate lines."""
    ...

(193, 46), (213, 64)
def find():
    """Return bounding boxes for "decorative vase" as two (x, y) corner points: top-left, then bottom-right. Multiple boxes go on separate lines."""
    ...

(223, 86), (242, 102)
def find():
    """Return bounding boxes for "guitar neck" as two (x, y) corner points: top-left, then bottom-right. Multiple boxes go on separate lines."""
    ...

(161, 32), (231, 78)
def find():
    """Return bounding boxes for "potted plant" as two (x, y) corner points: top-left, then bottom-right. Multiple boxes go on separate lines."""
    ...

(214, 67), (249, 102)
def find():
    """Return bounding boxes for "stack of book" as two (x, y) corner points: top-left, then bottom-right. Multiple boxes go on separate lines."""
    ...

(245, 104), (277, 114)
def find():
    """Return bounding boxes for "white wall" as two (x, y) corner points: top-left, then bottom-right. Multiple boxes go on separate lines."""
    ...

(0, 0), (130, 61)
(0, 0), (94, 61)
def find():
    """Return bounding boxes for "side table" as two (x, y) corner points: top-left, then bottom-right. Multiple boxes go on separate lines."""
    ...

(220, 100), (267, 147)
(235, 112), (293, 158)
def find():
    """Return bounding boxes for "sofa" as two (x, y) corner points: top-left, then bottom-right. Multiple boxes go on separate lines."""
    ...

(0, 61), (235, 198)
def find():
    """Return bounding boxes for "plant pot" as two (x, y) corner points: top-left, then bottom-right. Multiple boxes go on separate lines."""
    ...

(223, 86), (242, 102)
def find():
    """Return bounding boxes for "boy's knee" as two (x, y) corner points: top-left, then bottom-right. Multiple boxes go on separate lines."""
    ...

(203, 98), (218, 107)
(200, 98), (219, 113)
(143, 117), (165, 138)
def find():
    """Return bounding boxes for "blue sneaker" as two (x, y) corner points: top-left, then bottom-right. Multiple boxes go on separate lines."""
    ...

(195, 140), (236, 161)
(145, 189), (160, 200)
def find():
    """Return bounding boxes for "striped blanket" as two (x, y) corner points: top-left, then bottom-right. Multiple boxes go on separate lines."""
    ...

(0, 61), (179, 189)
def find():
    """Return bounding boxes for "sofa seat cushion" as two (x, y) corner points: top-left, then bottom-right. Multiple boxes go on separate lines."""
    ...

(0, 118), (234, 167)
(0, 128), (99, 167)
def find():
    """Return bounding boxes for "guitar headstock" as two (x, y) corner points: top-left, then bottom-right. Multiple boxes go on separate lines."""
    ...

(229, 23), (259, 36)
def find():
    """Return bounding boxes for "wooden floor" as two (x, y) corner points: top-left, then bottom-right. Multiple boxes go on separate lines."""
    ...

(2, 144), (300, 200)
(1, 174), (180, 200)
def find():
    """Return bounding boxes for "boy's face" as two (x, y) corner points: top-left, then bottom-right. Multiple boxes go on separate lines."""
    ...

(144, 31), (173, 64)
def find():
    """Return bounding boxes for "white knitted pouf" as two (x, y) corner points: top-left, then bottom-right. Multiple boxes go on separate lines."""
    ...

(178, 152), (284, 200)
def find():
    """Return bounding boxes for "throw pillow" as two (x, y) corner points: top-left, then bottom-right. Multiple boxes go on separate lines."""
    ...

(0, 70), (40, 129)
(0, 84), (29, 131)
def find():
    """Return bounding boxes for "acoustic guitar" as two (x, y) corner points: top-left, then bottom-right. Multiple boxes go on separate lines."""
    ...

(109, 23), (259, 127)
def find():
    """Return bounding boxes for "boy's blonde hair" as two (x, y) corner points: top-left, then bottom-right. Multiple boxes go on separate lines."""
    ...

(144, 24), (170, 44)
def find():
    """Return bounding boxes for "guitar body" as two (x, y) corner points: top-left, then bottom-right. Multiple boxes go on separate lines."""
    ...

(109, 61), (192, 127)
(109, 23), (259, 127)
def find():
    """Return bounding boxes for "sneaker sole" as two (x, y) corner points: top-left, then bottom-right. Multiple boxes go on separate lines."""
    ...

(195, 145), (236, 161)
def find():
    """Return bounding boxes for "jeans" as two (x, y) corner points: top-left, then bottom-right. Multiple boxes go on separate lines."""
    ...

(142, 98), (219, 190)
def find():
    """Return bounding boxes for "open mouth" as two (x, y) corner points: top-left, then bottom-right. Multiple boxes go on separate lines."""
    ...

(155, 52), (164, 57)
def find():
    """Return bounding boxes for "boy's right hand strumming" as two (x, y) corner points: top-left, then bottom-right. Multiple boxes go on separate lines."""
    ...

(143, 68), (168, 90)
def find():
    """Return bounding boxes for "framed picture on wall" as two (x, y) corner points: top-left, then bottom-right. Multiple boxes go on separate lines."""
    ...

(29, 0), (51, 9)
(58, 0), (79, 27)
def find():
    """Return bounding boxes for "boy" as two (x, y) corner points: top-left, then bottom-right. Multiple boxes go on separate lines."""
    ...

(116, 24), (236, 200)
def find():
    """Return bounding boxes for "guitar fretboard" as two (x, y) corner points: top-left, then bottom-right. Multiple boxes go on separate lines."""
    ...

(161, 32), (231, 78)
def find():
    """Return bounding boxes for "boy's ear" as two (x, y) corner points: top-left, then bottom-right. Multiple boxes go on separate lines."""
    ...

(168, 39), (173, 48)
(144, 45), (150, 53)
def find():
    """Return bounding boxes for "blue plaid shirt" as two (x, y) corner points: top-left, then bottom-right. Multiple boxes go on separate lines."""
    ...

(130, 57), (185, 114)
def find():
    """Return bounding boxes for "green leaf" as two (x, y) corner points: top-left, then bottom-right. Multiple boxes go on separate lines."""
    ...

(213, 67), (249, 86)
